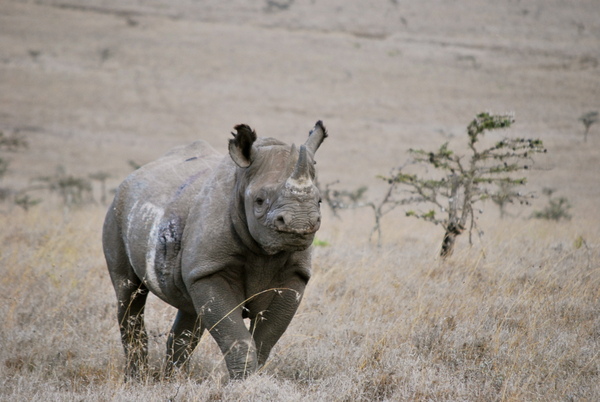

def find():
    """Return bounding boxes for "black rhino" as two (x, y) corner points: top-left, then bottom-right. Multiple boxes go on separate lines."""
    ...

(103, 121), (327, 380)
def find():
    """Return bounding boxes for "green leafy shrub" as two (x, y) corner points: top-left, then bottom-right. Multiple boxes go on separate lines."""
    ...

(531, 188), (572, 221)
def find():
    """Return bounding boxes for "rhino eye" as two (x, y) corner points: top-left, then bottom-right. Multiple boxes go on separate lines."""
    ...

(256, 197), (265, 206)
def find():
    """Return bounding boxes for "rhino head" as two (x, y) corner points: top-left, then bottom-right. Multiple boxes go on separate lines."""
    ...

(229, 121), (328, 255)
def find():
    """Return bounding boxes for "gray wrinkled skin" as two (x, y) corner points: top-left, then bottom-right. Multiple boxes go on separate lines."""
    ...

(103, 121), (327, 380)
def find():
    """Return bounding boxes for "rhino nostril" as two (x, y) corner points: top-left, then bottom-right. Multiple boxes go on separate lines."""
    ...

(275, 215), (287, 229)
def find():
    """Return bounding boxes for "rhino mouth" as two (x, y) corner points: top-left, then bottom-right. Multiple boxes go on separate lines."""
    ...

(274, 226), (319, 235)
(263, 231), (315, 254)
(261, 233), (315, 254)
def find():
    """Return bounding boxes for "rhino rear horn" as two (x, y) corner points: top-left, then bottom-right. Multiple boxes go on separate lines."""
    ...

(304, 120), (328, 156)
(286, 145), (312, 189)
(229, 124), (257, 168)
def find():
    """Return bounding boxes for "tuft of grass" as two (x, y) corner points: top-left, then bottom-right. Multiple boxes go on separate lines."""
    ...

(312, 238), (330, 247)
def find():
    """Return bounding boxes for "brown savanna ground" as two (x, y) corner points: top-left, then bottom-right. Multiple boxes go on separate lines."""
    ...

(1, 0), (599, 400)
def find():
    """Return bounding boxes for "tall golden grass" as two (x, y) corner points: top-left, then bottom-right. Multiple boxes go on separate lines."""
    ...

(1, 202), (598, 400)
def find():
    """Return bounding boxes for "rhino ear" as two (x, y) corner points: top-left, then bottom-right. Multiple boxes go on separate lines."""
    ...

(229, 124), (257, 168)
(304, 120), (328, 156)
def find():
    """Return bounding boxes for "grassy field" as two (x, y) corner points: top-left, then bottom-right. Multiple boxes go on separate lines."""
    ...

(1, 0), (599, 400)
(1, 202), (598, 400)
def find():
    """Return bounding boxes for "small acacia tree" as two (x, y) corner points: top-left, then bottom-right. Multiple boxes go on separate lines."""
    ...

(89, 171), (111, 205)
(0, 130), (28, 201)
(381, 112), (546, 257)
(531, 188), (572, 222)
(320, 180), (407, 245)
(35, 166), (93, 208)
(0, 131), (28, 179)
(579, 111), (598, 142)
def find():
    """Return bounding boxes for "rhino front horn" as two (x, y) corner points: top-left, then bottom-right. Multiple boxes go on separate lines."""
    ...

(286, 145), (312, 189)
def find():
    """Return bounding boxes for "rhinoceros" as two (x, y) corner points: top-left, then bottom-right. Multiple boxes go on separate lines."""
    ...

(103, 121), (327, 380)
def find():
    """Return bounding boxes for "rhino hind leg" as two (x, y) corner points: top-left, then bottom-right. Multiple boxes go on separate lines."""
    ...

(104, 211), (150, 381)
(165, 310), (205, 377)
(118, 280), (149, 381)
(108, 258), (150, 381)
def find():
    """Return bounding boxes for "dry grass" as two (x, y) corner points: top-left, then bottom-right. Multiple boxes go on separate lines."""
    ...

(1, 203), (598, 401)
(1, 1), (599, 399)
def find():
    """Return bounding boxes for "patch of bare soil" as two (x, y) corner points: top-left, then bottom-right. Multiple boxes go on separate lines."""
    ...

(1, 0), (598, 204)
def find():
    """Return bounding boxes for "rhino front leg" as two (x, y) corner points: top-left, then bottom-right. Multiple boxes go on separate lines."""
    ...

(165, 310), (205, 377)
(189, 275), (258, 379)
(250, 274), (307, 367)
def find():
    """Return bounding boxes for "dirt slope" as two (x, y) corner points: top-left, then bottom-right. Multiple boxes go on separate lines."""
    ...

(1, 0), (598, 216)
